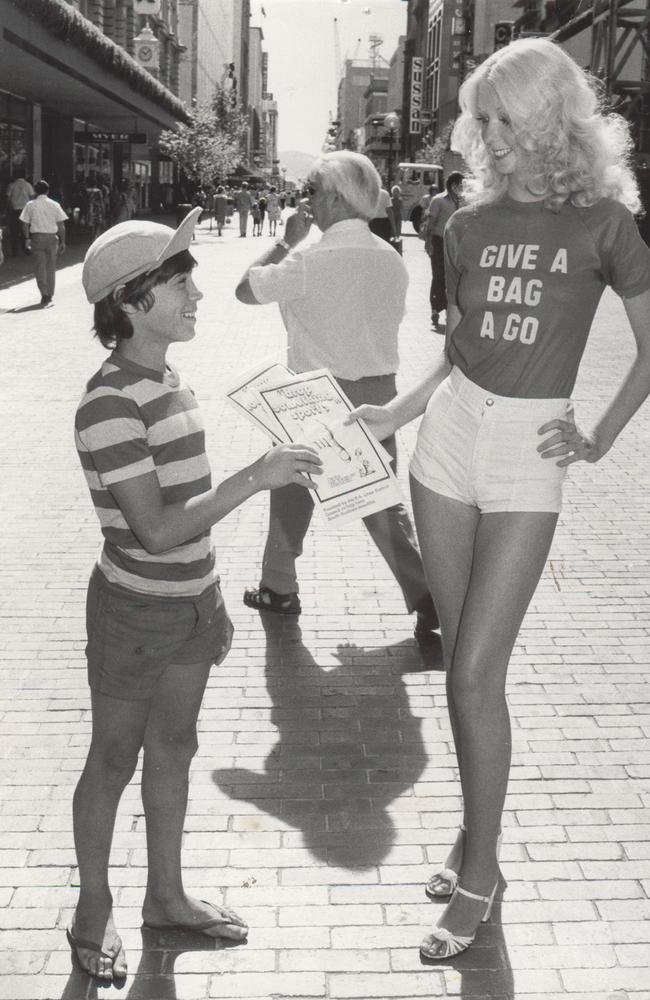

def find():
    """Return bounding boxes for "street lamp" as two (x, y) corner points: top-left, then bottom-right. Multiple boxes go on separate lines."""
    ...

(383, 112), (400, 189)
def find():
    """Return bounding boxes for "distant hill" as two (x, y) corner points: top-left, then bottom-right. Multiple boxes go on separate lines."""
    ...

(278, 150), (317, 184)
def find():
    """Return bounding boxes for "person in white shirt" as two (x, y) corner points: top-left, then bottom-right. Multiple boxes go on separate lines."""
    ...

(5, 172), (35, 256)
(235, 150), (439, 638)
(20, 179), (67, 306)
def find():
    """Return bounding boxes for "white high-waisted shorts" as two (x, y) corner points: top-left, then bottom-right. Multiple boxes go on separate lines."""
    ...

(409, 367), (572, 514)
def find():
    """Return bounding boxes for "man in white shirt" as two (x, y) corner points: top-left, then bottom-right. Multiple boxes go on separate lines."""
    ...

(5, 172), (35, 256)
(235, 151), (439, 638)
(20, 180), (67, 306)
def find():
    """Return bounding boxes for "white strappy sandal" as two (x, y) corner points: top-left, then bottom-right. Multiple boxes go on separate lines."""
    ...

(425, 826), (503, 899)
(419, 882), (498, 961)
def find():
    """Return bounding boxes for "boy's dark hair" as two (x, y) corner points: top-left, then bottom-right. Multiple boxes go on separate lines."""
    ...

(35, 180), (49, 195)
(93, 249), (195, 349)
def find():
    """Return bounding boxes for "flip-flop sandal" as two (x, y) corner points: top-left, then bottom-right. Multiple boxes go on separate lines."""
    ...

(66, 927), (126, 979)
(143, 900), (248, 939)
(243, 585), (301, 615)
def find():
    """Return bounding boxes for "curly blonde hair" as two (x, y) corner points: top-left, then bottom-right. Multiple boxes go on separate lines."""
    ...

(451, 38), (641, 213)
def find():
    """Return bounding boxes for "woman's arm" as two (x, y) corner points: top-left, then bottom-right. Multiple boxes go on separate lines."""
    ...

(538, 288), (650, 465)
(346, 306), (457, 440)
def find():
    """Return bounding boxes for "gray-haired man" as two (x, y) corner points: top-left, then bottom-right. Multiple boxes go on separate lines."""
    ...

(235, 151), (438, 638)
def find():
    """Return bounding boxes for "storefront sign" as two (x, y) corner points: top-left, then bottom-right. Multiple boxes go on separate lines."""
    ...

(409, 57), (423, 134)
(74, 132), (147, 144)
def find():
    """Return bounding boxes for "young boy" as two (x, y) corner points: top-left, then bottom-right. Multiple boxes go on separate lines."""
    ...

(70, 208), (321, 981)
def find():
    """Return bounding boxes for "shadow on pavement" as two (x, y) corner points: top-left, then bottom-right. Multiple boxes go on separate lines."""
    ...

(0, 240), (90, 292)
(213, 614), (442, 868)
(6, 301), (47, 313)
(421, 885), (514, 997)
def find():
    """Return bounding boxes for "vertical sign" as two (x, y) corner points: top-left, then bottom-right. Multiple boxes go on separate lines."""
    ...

(409, 57), (423, 134)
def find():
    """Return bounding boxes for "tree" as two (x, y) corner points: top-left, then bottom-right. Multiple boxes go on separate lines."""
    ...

(416, 122), (454, 165)
(212, 82), (248, 154)
(159, 84), (248, 188)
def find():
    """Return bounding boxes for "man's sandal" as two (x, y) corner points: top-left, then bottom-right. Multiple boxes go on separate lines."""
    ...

(66, 927), (126, 980)
(243, 585), (301, 615)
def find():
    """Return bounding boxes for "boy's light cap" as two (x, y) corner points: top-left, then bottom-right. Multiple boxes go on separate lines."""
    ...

(82, 206), (202, 304)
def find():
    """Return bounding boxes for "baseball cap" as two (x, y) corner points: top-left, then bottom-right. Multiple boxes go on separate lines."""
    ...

(82, 206), (202, 304)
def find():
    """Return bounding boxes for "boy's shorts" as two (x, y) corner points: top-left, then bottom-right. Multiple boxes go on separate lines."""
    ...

(85, 567), (234, 701)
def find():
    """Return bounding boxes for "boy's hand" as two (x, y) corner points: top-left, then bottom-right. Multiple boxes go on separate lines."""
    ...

(253, 443), (322, 490)
(345, 404), (397, 442)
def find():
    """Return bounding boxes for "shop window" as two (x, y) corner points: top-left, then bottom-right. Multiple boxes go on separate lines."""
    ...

(0, 91), (28, 204)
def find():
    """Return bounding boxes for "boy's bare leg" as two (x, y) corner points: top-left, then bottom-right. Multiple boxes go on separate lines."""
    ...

(141, 660), (248, 939)
(72, 691), (150, 979)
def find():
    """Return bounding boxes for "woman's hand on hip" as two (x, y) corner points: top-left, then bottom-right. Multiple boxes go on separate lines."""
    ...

(537, 417), (604, 466)
(345, 404), (397, 442)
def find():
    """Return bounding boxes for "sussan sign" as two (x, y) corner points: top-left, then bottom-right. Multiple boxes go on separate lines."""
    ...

(74, 132), (147, 144)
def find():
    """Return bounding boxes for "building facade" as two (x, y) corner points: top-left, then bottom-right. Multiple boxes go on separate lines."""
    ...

(0, 0), (189, 213)
(336, 59), (375, 151)
(401, 0), (650, 176)
(401, 0), (521, 163)
(178, 0), (237, 106)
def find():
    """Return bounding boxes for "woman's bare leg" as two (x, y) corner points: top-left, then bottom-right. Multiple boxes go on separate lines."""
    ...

(411, 477), (478, 873)
(411, 480), (558, 945)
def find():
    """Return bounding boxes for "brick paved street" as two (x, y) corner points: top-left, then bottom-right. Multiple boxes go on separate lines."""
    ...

(0, 216), (649, 1000)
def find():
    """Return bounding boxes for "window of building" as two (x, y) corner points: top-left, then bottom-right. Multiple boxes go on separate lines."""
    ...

(73, 119), (113, 187)
(0, 90), (29, 197)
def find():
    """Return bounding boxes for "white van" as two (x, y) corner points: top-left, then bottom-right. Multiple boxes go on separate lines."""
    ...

(396, 162), (444, 232)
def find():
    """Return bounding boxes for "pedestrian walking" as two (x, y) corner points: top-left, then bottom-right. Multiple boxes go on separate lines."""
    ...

(69, 208), (322, 983)
(368, 184), (399, 249)
(266, 186), (281, 236)
(84, 173), (105, 239)
(235, 182), (253, 237)
(235, 150), (439, 639)
(422, 171), (464, 330)
(5, 171), (34, 256)
(348, 37), (650, 963)
(257, 190), (267, 233)
(19, 179), (67, 307)
(113, 180), (134, 224)
(251, 197), (262, 236)
(213, 185), (228, 236)
(390, 183), (403, 238)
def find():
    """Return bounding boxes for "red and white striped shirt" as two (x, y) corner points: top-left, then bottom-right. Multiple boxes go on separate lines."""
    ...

(75, 352), (215, 597)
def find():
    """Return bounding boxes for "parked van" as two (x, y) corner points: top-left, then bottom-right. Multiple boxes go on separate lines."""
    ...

(396, 162), (444, 232)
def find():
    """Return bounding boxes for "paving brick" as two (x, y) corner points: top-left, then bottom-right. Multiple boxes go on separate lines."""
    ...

(329, 972), (444, 997)
(278, 949), (389, 972)
(561, 968), (650, 991)
(207, 972), (326, 997)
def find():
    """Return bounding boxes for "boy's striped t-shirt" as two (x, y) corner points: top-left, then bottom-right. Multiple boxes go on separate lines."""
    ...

(75, 352), (215, 597)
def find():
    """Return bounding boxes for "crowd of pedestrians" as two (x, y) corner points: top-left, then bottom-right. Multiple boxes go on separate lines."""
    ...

(4, 35), (650, 989)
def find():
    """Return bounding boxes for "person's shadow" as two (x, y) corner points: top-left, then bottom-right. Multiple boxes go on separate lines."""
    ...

(213, 613), (442, 868)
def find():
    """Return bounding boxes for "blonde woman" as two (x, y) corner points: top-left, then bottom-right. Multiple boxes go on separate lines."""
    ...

(349, 38), (650, 960)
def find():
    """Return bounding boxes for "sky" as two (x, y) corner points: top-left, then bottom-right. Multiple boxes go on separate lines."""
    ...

(248, 0), (408, 159)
